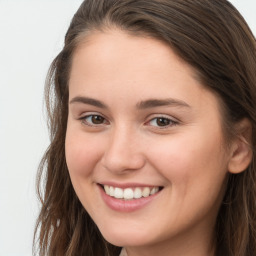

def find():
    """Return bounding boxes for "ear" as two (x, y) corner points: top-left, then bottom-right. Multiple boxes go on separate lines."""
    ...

(228, 118), (253, 174)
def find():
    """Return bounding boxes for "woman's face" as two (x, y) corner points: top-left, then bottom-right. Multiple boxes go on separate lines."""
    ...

(66, 30), (233, 253)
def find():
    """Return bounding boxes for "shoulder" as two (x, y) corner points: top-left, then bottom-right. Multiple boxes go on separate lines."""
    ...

(119, 248), (128, 256)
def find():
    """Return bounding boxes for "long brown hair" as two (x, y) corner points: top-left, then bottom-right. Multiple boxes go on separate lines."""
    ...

(34, 0), (256, 255)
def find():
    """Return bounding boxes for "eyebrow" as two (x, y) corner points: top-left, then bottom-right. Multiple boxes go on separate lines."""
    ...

(69, 96), (107, 108)
(136, 98), (190, 109)
(69, 96), (190, 109)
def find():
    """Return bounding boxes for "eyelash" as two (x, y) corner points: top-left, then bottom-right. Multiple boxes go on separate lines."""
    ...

(79, 114), (178, 128)
(146, 116), (178, 128)
(79, 114), (109, 127)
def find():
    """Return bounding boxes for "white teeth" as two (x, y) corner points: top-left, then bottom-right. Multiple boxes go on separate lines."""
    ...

(142, 187), (150, 197)
(109, 186), (115, 196)
(150, 187), (159, 195)
(150, 187), (156, 195)
(114, 187), (123, 199)
(103, 185), (160, 200)
(123, 188), (134, 200)
(104, 185), (110, 195)
(134, 187), (142, 199)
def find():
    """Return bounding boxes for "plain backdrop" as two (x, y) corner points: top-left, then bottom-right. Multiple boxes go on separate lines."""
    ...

(0, 1), (255, 255)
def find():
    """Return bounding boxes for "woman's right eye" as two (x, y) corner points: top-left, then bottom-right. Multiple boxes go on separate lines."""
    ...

(80, 114), (109, 126)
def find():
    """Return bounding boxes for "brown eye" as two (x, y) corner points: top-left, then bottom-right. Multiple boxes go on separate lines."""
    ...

(82, 115), (107, 125)
(91, 115), (105, 124)
(148, 116), (177, 128)
(156, 118), (171, 126)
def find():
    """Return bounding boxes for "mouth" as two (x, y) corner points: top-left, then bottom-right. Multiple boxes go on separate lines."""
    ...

(100, 184), (163, 200)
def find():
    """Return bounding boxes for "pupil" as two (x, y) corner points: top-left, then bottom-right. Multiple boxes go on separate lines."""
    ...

(157, 118), (169, 126)
(92, 115), (104, 124)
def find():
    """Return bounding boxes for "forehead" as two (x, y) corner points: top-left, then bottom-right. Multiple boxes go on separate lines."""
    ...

(70, 30), (198, 90)
(69, 29), (221, 115)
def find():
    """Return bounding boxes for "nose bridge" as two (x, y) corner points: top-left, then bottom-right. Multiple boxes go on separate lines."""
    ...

(102, 123), (145, 173)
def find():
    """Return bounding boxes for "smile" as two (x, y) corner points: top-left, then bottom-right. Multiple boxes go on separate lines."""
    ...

(103, 185), (160, 200)
(99, 183), (163, 212)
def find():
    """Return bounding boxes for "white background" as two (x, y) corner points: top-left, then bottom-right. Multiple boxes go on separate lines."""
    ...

(0, 1), (255, 255)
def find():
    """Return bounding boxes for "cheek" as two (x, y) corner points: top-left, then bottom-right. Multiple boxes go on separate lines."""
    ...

(146, 133), (228, 231)
(66, 140), (90, 178)
(65, 129), (103, 178)
(65, 134), (106, 219)
(65, 129), (104, 211)
(147, 130), (228, 193)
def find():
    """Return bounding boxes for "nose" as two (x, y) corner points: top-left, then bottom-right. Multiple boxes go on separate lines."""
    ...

(101, 126), (146, 174)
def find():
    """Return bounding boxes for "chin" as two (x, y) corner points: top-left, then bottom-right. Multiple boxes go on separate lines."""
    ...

(99, 225), (154, 247)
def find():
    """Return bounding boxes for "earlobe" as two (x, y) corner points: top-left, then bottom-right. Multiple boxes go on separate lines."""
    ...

(228, 118), (253, 174)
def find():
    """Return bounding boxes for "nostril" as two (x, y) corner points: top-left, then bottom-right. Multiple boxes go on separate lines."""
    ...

(101, 134), (146, 173)
(101, 153), (146, 174)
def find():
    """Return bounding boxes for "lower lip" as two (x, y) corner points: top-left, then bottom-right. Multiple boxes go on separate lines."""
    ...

(99, 186), (161, 212)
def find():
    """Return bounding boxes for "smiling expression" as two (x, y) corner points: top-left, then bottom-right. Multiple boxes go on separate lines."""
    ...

(65, 30), (233, 255)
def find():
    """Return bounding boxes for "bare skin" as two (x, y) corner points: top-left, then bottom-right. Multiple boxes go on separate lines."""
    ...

(66, 29), (251, 256)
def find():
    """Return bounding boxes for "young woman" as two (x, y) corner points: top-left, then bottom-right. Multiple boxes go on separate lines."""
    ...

(34, 0), (256, 255)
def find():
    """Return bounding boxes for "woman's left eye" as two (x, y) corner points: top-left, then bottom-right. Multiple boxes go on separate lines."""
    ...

(147, 117), (177, 128)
